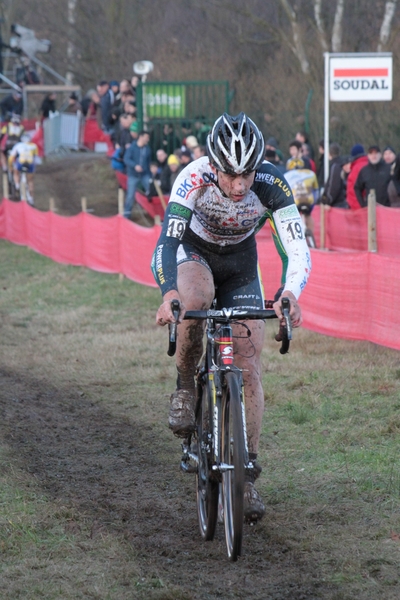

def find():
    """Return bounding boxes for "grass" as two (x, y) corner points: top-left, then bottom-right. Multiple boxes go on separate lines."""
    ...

(1, 238), (400, 598)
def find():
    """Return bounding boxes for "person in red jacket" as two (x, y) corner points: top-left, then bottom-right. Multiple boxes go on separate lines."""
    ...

(346, 144), (368, 210)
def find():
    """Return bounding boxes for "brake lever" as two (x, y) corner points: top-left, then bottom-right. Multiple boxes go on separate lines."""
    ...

(167, 299), (180, 357)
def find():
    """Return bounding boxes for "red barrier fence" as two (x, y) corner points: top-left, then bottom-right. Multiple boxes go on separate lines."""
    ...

(1, 197), (399, 351)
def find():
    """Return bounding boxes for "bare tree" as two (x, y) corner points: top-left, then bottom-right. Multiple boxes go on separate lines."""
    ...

(378, 0), (398, 50)
(331, 0), (345, 52)
(66, 0), (77, 84)
(279, 0), (310, 73)
(313, 0), (329, 52)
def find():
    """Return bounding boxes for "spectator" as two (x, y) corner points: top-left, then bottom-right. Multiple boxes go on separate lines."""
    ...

(123, 130), (152, 218)
(160, 123), (181, 155)
(265, 136), (284, 163)
(0, 91), (23, 121)
(320, 143), (348, 208)
(110, 146), (126, 174)
(81, 89), (100, 119)
(181, 121), (193, 146)
(129, 120), (139, 144)
(160, 154), (182, 194)
(112, 112), (134, 158)
(286, 139), (312, 171)
(118, 78), (133, 97)
(387, 153), (400, 207)
(148, 160), (162, 198)
(64, 92), (82, 114)
(155, 148), (168, 172)
(316, 139), (325, 190)
(346, 144), (368, 210)
(131, 75), (140, 94)
(354, 145), (391, 207)
(194, 117), (211, 145)
(192, 144), (206, 160)
(183, 134), (198, 153)
(265, 148), (285, 174)
(16, 57), (40, 86)
(383, 145), (396, 166)
(40, 92), (56, 120)
(301, 142), (316, 173)
(179, 148), (192, 168)
(295, 130), (314, 159)
(96, 80), (115, 134)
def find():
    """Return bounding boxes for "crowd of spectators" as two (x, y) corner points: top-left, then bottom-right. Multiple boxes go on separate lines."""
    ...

(264, 130), (399, 210)
(3, 67), (399, 218)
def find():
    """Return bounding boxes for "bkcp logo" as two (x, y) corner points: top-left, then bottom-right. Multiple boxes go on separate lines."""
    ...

(330, 54), (392, 102)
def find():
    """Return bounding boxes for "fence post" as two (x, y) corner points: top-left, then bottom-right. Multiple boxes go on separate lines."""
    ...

(368, 189), (377, 253)
(118, 187), (124, 215)
(49, 197), (55, 212)
(81, 196), (87, 212)
(3, 172), (9, 199)
(319, 204), (326, 249)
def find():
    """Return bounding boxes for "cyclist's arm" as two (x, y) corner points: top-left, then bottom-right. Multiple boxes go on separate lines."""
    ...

(253, 164), (311, 325)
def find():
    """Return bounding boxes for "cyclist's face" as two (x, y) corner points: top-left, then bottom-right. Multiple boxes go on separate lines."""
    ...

(212, 167), (255, 202)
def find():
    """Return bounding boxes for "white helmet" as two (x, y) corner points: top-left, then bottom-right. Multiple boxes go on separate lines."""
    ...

(206, 112), (265, 175)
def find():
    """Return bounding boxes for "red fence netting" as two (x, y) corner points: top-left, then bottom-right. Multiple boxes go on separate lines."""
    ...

(1, 197), (400, 351)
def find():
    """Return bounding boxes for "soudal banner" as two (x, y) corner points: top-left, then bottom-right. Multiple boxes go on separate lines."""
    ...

(330, 54), (392, 102)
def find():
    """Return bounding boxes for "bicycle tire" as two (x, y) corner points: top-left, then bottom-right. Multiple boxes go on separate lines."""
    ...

(221, 371), (245, 561)
(196, 374), (219, 540)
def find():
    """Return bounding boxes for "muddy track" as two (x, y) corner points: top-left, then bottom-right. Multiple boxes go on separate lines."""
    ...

(0, 365), (337, 599)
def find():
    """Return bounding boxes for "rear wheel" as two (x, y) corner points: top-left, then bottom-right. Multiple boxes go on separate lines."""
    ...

(221, 371), (245, 561)
(196, 375), (218, 540)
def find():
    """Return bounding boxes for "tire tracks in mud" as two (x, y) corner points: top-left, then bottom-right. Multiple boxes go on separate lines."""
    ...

(0, 367), (336, 599)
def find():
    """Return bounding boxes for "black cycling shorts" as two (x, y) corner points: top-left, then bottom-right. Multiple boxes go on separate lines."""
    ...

(176, 229), (265, 309)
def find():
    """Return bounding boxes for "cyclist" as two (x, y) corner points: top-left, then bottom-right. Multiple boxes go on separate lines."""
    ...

(284, 158), (319, 242)
(8, 133), (39, 205)
(0, 113), (25, 174)
(152, 113), (311, 521)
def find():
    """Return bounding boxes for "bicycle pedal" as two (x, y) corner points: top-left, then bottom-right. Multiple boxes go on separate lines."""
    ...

(180, 460), (197, 474)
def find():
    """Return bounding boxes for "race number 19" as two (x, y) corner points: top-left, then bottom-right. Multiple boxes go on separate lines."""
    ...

(287, 221), (304, 240)
(167, 218), (186, 239)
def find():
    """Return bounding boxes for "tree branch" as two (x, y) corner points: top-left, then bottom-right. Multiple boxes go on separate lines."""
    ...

(378, 0), (398, 51)
(279, 0), (310, 74)
(331, 0), (345, 53)
(313, 0), (329, 52)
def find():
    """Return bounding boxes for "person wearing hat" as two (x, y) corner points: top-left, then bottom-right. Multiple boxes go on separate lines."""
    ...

(65, 92), (82, 114)
(0, 90), (23, 121)
(346, 144), (368, 210)
(354, 145), (391, 207)
(383, 145), (396, 166)
(160, 153), (182, 194)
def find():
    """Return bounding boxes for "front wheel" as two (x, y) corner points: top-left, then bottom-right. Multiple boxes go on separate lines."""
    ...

(196, 374), (218, 540)
(221, 371), (246, 561)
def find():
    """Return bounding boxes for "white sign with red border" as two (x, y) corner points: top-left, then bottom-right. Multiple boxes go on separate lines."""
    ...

(330, 54), (392, 102)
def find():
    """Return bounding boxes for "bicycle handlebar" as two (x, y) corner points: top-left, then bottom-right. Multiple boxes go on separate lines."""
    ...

(167, 298), (292, 357)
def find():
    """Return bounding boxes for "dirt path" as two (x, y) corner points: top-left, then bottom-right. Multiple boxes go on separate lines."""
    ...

(0, 363), (336, 599)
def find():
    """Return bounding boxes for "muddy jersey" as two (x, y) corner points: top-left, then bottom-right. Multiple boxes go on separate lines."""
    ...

(152, 156), (311, 299)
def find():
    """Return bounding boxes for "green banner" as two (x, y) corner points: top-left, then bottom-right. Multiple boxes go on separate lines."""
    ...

(144, 84), (186, 117)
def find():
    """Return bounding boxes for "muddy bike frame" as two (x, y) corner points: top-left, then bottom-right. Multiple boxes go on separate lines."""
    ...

(167, 298), (292, 561)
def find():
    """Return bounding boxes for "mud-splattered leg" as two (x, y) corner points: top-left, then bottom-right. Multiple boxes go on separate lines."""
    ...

(232, 319), (265, 454)
(175, 261), (214, 391)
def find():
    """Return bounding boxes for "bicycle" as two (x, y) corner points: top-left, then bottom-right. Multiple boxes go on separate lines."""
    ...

(167, 297), (292, 561)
